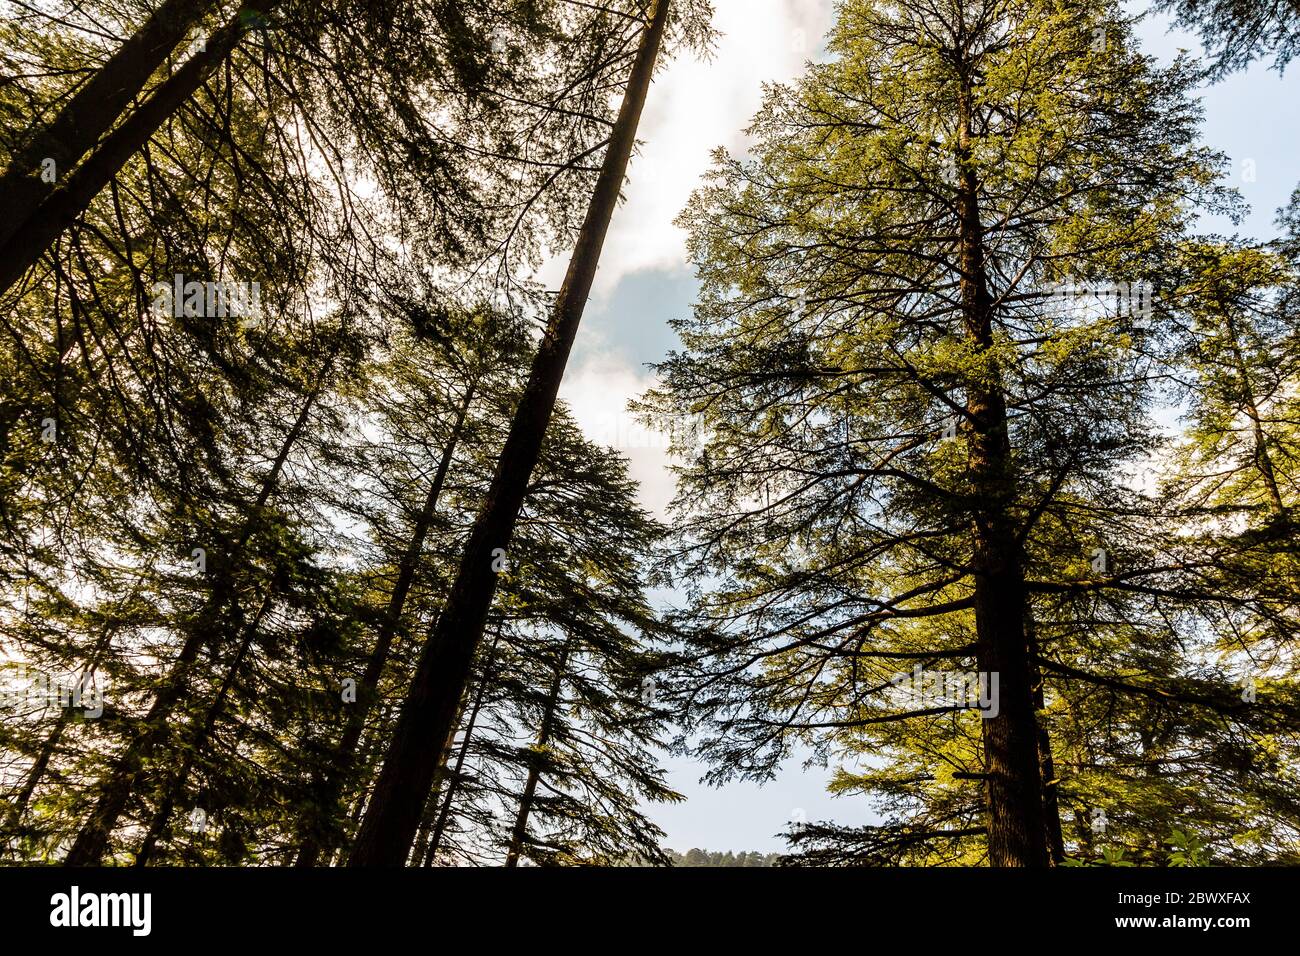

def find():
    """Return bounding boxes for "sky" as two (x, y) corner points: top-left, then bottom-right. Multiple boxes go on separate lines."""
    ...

(548, 0), (1300, 854)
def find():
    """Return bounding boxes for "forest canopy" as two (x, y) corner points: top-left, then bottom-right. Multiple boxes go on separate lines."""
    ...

(1, 0), (1297, 869)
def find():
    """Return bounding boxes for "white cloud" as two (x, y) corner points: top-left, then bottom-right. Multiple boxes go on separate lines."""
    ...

(553, 3), (835, 518)
(558, 352), (677, 518)
(537, 0), (834, 300)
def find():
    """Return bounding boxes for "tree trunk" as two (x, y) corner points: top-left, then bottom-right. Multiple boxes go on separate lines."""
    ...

(0, 0), (219, 249)
(0, 2), (281, 298)
(955, 78), (1050, 868)
(504, 645), (570, 867)
(64, 366), (325, 864)
(408, 700), (468, 866)
(294, 384), (474, 867)
(346, 0), (671, 867)
(421, 631), (501, 867)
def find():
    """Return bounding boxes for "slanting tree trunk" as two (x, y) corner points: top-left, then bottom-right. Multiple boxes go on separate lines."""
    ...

(4, 712), (72, 844)
(131, 592), (273, 866)
(0, 2), (282, 298)
(421, 631), (501, 867)
(955, 77), (1050, 869)
(346, 0), (671, 867)
(294, 384), (475, 867)
(504, 644), (571, 867)
(0, 0), (219, 249)
(325, 735), (384, 866)
(64, 366), (326, 865)
(408, 698), (469, 866)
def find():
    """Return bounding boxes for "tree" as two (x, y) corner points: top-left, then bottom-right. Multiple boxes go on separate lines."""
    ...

(642, 0), (1238, 866)
(1156, 0), (1300, 76)
(0, 2), (283, 297)
(290, 304), (529, 867)
(347, 0), (692, 866)
(0, 0), (221, 247)
(489, 414), (681, 867)
(0, 0), (677, 865)
(62, 327), (359, 864)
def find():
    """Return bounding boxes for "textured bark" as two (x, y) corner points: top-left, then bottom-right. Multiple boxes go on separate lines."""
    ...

(0, 0), (219, 250)
(0, 2), (281, 298)
(955, 77), (1050, 868)
(346, 0), (671, 867)
(295, 384), (474, 867)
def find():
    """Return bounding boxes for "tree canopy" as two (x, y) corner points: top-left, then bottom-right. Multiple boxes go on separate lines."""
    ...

(1, 0), (1297, 870)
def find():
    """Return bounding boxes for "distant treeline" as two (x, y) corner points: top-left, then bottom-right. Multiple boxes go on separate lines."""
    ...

(665, 849), (782, 867)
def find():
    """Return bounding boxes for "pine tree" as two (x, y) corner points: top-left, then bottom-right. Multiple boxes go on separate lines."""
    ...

(0, 0), (687, 865)
(642, 0), (1239, 866)
(0, 0), (221, 247)
(347, 0), (684, 866)
(1156, 0), (1300, 76)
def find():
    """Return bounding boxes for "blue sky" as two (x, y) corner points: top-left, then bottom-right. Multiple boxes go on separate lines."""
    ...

(553, 1), (1300, 854)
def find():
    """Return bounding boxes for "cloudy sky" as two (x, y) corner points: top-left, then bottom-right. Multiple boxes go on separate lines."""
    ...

(548, 0), (1300, 854)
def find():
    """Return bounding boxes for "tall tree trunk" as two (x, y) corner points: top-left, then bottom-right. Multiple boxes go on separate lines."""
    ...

(64, 367), (326, 865)
(504, 645), (570, 867)
(0, 2), (281, 298)
(346, 0), (671, 867)
(326, 735), (383, 866)
(955, 78), (1050, 868)
(421, 631), (501, 867)
(0, 0), (219, 249)
(294, 384), (474, 867)
(407, 700), (469, 866)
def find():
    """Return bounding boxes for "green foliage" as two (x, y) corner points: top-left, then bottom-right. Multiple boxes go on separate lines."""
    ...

(663, 848), (782, 867)
(3, 0), (1299, 870)
(1156, 0), (1300, 76)
(0, 0), (701, 867)
(641, 0), (1300, 867)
